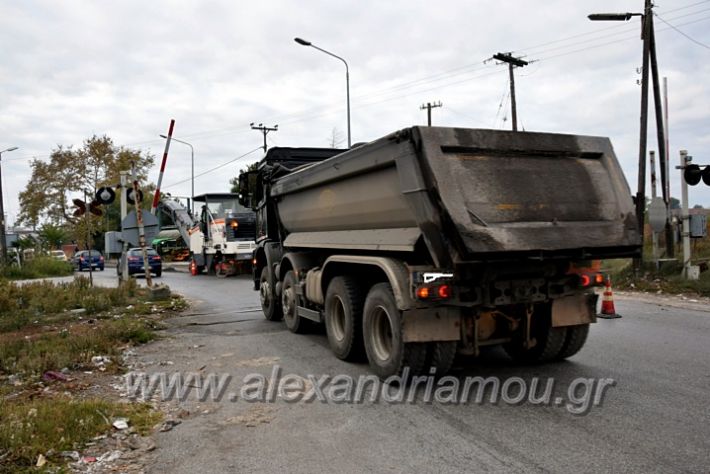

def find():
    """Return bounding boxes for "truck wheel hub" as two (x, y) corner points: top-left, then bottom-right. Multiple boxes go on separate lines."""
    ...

(371, 305), (393, 361)
(331, 296), (346, 342)
(260, 282), (271, 306)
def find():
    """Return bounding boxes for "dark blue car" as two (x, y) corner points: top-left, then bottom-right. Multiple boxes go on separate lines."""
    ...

(118, 248), (162, 277)
(72, 250), (104, 271)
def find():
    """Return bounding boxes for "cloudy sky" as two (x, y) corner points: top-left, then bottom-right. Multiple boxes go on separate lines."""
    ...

(1, 0), (709, 226)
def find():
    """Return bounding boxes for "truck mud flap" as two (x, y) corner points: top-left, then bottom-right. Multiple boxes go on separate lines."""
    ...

(551, 293), (598, 327)
(402, 307), (461, 343)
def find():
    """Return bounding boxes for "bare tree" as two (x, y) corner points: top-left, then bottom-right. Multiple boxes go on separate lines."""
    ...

(327, 128), (345, 148)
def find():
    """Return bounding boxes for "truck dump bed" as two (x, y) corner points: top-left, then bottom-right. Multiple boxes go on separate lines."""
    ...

(270, 126), (640, 263)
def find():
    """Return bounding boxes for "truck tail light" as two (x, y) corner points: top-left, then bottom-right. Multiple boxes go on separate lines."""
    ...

(578, 273), (604, 288)
(416, 284), (452, 300)
(416, 287), (430, 299)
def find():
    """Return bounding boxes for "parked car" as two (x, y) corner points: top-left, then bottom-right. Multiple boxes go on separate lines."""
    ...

(117, 248), (162, 277)
(50, 250), (67, 261)
(72, 250), (104, 271)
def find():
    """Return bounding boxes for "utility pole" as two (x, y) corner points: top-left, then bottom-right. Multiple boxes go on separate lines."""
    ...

(420, 101), (443, 126)
(250, 123), (278, 153)
(635, 2), (651, 272)
(589, 0), (668, 269)
(0, 147), (18, 262)
(648, 17), (672, 258)
(492, 53), (528, 131)
(663, 77), (672, 255)
(650, 150), (659, 265)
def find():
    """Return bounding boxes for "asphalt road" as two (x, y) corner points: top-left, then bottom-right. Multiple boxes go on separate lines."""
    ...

(85, 269), (710, 473)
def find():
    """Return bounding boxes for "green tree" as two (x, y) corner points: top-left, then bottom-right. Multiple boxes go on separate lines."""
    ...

(19, 135), (154, 227)
(18, 135), (155, 247)
(38, 223), (68, 249)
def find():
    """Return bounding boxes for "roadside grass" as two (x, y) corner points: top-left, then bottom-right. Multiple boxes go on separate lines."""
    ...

(0, 277), (185, 472)
(0, 256), (73, 280)
(0, 277), (139, 333)
(0, 318), (157, 376)
(0, 397), (162, 471)
(610, 258), (710, 296)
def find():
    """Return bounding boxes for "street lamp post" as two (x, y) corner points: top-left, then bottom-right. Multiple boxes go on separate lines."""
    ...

(295, 37), (351, 148)
(0, 146), (19, 261)
(160, 135), (194, 213)
(589, 0), (670, 269)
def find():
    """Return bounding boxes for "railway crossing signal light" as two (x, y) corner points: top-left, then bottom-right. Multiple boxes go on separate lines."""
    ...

(683, 164), (710, 186)
(126, 188), (143, 205)
(95, 186), (116, 205)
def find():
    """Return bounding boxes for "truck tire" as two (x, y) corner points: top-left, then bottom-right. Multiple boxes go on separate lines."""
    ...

(325, 276), (364, 361)
(423, 342), (457, 376)
(282, 270), (310, 333)
(260, 266), (283, 321)
(363, 283), (427, 379)
(555, 324), (590, 360)
(504, 325), (568, 364)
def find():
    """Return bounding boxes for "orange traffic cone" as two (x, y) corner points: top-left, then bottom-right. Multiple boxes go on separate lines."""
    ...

(189, 259), (198, 276)
(597, 276), (621, 319)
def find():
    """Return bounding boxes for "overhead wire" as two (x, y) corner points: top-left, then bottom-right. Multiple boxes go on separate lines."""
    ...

(9, 0), (710, 164)
(161, 146), (262, 189)
(655, 13), (710, 50)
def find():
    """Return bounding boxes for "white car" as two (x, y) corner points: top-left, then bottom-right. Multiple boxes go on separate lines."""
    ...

(50, 250), (67, 261)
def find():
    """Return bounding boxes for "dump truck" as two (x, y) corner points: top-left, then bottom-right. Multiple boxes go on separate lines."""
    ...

(238, 126), (640, 378)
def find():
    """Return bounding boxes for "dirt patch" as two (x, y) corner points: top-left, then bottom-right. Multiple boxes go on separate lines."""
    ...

(224, 404), (277, 428)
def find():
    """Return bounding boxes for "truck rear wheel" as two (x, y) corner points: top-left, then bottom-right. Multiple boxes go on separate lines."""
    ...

(260, 266), (282, 321)
(504, 324), (568, 364)
(423, 342), (457, 376)
(363, 283), (427, 378)
(282, 270), (310, 333)
(556, 324), (590, 360)
(325, 276), (364, 361)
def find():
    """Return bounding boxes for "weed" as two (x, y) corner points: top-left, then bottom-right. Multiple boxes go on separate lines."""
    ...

(0, 256), (73, 280)
(0, 397), (161, 470)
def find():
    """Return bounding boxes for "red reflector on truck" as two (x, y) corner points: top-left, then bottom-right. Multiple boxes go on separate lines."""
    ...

(438, 284), (451, 299)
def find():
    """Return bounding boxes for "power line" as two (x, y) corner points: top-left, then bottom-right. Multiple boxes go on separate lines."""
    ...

(162, 147), (262, 189)
(9, 1), (710, 164)
(655, 13), (710, 50)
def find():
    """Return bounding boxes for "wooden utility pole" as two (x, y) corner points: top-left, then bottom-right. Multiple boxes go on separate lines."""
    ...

(250, 123), (278, 152)
(420, 101), (442, 126)
(493, 53), (528, 131)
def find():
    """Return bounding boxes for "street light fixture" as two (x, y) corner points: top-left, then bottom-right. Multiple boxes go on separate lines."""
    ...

(160, 134), (194, 213)
(0, 146), (19, 261)
(588, 13), (640, 21)
(294, 37), (351, 148)
(589, 0), (671, 266)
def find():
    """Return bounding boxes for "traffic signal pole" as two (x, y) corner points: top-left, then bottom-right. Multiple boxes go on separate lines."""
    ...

(679, 150), (693, 279)
(131, 162), (153, 288)
(84, 189), (93, 287)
